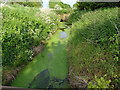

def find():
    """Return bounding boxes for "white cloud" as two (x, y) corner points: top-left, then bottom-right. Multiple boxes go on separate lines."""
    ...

(61, 0), (78, 7)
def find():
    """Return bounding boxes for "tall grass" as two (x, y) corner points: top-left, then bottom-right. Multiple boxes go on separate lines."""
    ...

(67, 7), (120, 88)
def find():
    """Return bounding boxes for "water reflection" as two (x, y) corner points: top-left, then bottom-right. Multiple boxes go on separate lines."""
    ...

(59, 32), (67, 39)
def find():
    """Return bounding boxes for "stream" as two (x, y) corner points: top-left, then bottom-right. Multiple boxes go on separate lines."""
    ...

(11, 23), (70, 89)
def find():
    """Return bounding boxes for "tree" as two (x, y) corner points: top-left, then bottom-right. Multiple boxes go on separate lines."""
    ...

(73, 1), (120, 11)
(11, 0), (43, 7)
(49, 0), (71, 9)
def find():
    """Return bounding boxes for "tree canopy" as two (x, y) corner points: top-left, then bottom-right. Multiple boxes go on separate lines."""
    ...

(49, 0), (71, 9)
(73, 2), (120, 10)
(10, 0), (43, 7)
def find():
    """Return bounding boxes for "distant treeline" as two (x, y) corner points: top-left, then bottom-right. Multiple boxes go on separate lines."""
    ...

(74, 2), (120, 10)
(49, 0), (71, 9)
(10, 1), (43, 7)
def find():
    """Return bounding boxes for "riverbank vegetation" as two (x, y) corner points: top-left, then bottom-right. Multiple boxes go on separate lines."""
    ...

(1, 1), (120, 89)
(2, 4), (60, 85)
(67, 2), (120, 88)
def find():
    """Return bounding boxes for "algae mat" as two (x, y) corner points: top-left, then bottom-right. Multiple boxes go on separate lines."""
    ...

(11, 29), (70, 89)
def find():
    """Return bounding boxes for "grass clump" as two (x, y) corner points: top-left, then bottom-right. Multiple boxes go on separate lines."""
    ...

(67, 7), (120, 88)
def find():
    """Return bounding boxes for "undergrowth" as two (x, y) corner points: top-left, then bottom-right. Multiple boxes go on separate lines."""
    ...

(67, 7), (120, 88)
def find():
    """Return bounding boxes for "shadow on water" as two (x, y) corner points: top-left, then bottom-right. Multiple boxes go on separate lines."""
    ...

(28, 41), (69, 89)
(28, 69), (50, 89)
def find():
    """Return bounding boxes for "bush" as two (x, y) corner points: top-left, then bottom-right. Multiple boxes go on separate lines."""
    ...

(70, 2), (119, 24)
(1, 4), (59, 67)
(10, 1), (43, 7)
(54, 9), (71, 14)
(49, 0), (71, 9)
(67, 9), (86, 24)
(67, 7), (120, 88)
(74, 2), (120, 11)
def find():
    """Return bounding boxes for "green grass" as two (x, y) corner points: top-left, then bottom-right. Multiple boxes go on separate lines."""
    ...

(67, 10), (86, 24)
(67, 7), (120, 88)
(11, 28), (70, 88)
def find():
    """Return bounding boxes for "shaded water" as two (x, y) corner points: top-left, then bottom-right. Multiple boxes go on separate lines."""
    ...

(29, 69), (50, 89)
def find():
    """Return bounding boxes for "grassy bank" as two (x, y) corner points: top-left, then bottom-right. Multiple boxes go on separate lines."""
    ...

(67, 7), (120, 88)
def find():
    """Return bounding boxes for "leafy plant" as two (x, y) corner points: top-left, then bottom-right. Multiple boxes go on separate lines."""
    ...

(2, 4), (59, 67)
(88, 75), (111, 88)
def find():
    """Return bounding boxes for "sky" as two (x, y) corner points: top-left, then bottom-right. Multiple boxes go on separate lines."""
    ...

(61, 0), (78, 7)
(42, 0), (78, 8)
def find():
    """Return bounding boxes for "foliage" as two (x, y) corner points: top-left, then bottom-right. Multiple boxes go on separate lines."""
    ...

(67, 7), (120, 88)
(73, 2), (120, 11)
(67, 9), (86, 24)
(49, 0), (71, 9)
(88, 75), (111, 88)
(1, 4), (59, 68)
(54, 9), (71, 14)
(71, 2), (120, 25)
(10, 0), (43, 7)
(49, 0), (72, 15)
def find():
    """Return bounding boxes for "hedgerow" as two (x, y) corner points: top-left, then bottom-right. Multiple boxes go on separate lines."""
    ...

(10, 1), (43, 7)
(73, 2), (120, 11)
(1, 4), (59, 67)
(67, 7), (120, 88)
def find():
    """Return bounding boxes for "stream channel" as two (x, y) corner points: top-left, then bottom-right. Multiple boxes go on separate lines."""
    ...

(11, 22), (71, 89)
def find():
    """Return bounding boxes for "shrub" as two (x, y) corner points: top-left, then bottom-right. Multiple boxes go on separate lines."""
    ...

(70, 2), (120, 24)
(49, 0), (71, 9)
(67, 7), (120, 88)
(10, 1), (43, 7)
(73, 2), (120, 11)
(67, 9), (86, 24)
(1, 4), (59, 67)
(54, 9), (71, 14)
